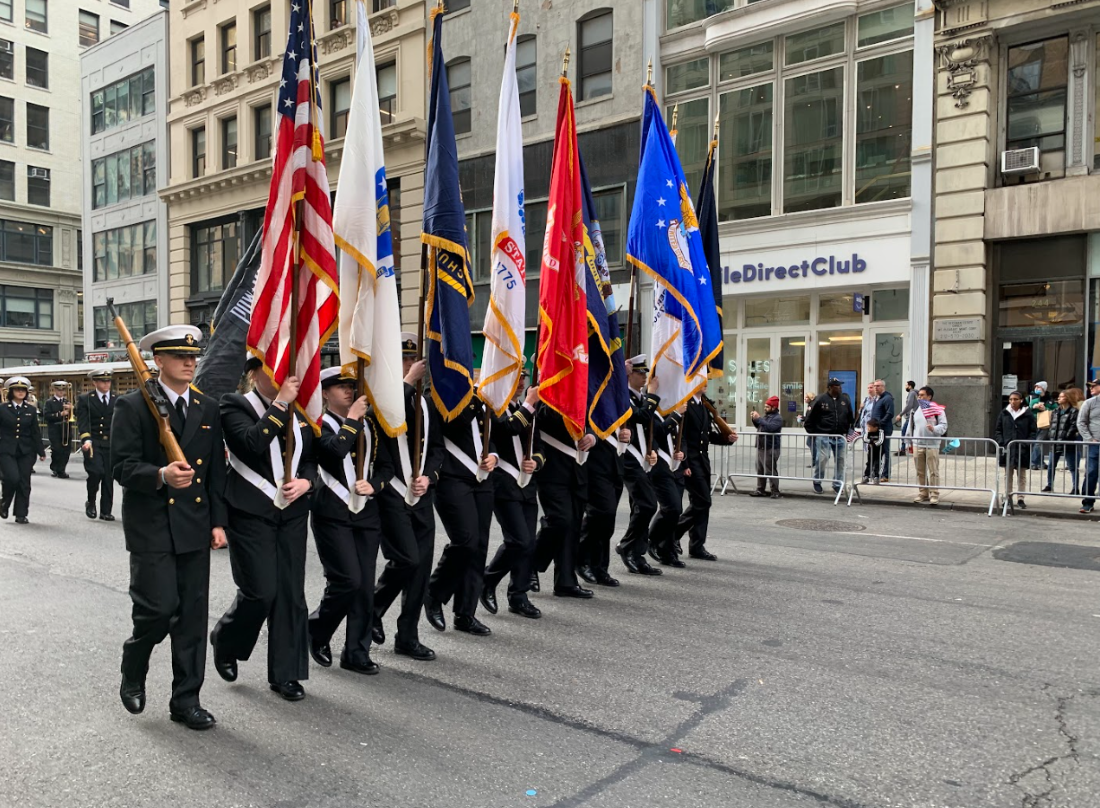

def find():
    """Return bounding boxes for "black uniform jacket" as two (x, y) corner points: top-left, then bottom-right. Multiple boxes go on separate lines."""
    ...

(440, 396), (498, 485)
(623, 389), (660, 471)
(650, 410), (683, 475)
(42, 396), (70, 440)
(680, 398), (728, 464)
(111, 387), (228, 555)
(0, 401), (43, 457)
(533, 405), (589, 488)
(76, 391), (115, 445)
(313, 411), (394, 524)
(491, 402), (544, 503)
(374, 382), (445, 510)
(221, 392), (317, 519)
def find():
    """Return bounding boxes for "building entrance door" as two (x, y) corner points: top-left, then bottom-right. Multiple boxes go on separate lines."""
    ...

(998, 336), (1082, 406)
(738, 333), (810, 428)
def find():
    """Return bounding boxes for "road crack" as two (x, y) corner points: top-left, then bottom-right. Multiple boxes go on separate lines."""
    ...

(1008, 684), (1096, 807)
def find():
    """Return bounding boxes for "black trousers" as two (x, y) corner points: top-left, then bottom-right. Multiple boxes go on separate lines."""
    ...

(1, 452), (36, 518)
(430, 479), (493, 618)
(309, 512), (382, 659)
(618, 461), (657, 560)
(648, 468), (683, 559)
(676, 458), (713, 554)
(486, 494), (537, 598)
(48, 428), (69, 475)
(84, 441), (114, 514)
(534, 482), (583, 591)
(375, 490), (433, 646)
(579, 457), (623, 573)
(756, 448), (780, 493)
(121, 548), (210, 710)
(213, 506), (309, 684)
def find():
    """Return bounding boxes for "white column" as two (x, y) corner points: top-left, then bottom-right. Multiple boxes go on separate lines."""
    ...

(909, 0), (935, 384)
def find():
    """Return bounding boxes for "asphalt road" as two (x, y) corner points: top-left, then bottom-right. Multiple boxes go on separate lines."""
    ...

(1, 460), (1098, 808)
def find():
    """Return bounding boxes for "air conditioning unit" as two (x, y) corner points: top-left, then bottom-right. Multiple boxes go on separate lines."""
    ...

(0, 41), (13, 53)
(1001, 147), (1040, 175)
(28, 167), (48, 179)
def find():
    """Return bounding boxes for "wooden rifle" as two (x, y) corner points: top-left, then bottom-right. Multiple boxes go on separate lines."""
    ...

(107, 297), (186, 465)
(702, 396), (736, 439)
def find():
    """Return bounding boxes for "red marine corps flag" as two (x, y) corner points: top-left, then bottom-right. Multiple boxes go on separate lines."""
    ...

(247, 0), (338, 434)
(536, 61), (588, 440)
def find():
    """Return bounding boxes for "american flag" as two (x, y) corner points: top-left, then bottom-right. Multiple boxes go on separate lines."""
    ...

(247, 0), (338, 434)
(918, 399), (946, 418)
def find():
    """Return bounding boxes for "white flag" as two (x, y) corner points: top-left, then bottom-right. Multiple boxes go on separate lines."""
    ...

(334, 4), (405, 437)
(650, 286), (707, 416)
(478, 10), (526, 416)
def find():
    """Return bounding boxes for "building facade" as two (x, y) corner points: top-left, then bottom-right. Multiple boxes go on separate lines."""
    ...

(446, 0), (659, 364)
(81, 9), (169, 358)
(932, 0), (1100, 436)
(661, 0), (935, 429)
(0, 0), (164, 365)
(162, 0), (429, 335)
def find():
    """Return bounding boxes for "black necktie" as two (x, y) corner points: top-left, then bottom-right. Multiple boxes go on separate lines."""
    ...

(175, 397), (187, 426)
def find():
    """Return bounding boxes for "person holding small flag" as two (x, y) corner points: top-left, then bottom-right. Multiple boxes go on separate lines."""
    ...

(911, 386), (949, 505)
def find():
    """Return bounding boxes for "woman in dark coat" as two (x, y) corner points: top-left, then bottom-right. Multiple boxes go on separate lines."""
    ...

(1043, 388), (1082, 494)
(995, 390), (1038, 509)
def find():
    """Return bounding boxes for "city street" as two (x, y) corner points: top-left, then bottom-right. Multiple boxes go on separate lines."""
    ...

(1, 460), (1098, 808)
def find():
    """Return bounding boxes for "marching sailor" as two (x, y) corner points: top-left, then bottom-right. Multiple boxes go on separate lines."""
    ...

(648, 404), (687, 567)
(0, 376), (45, 523)
(42, 380), (72, 478)
(77, 368), (116, 520)
(675, 395), (737, 561)
(615, 356), (663, 576)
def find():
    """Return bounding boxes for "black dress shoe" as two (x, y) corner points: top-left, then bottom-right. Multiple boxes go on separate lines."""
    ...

(50, 471), (58, 478)
(99, 513), (115, 522)
(453, 615), (492, 635)
(309, 637), (332, 668)
(576, 564), (597, 584)
(210, 632), (237, 682)
(425, 597), (446, 632)
(85, 501), (97, 519)
(620, 553), (642, 574)
(14, 516), (28, 524)
(508, 598), (542, 619)
(594, 570), (620, 587)
(750, 490), (766, 497)
(57, 472), (70, 479)
(371, 617), (385, 646)
(269, 680), (305, 701)
(634, 558), (663, 576)
(120, 676), (145, 715)
(169, 705), (216, 730)
(0, 499), (8, 519)
(553, 585), (594, 599)
(657, 555), (686, 568)
(394, 641), (436, 661)
(529, 571), (540, 593)
(480, 585), (499, 615)
(340, 652), (379, 675)
(690, 549), (718, 561)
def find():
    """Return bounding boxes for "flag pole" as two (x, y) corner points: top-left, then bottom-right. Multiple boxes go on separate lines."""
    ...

(355, 357), (366, 480)
(285, 199), (302, 483)
(412, 242), (428, 479)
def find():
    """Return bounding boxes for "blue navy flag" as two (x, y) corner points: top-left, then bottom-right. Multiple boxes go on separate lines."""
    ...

(422, 6), (474, 421)
(627, 90), (723, 414)
(580, 156), (631, 439)
(695, 130), (723, 379)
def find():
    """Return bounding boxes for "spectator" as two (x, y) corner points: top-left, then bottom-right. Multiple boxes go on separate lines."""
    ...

(908, 386), (949, 504)
(871, 379), (895, 480)
(1027, 381), (1053, 470)
(862, 418), (885, 484)
(799, 392), (817, 468)
(804, 378), (854, 495)
(996, 390), (1038, 510)
(1043, 388), (1082, 494)
(895, 380), (917, 455)
(858, 383), (877, 434)
(750, 396), (783, 498)
(1078, 378), (1100, 513)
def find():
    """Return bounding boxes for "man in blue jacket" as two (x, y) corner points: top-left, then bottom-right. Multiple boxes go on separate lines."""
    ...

(870, 379), (895, 481)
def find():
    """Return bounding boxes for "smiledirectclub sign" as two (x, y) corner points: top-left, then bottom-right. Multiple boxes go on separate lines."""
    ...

(719, 236), (910, 294)
(727, 253), (867, 284)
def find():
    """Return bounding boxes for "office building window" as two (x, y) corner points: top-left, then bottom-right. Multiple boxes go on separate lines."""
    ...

(92, 222), (156, 281)
(90, 68), (153, 134)
(378, 62), (397, 125)
(719, 41), (774, 81)
(254, 104), (272, 160)
(857, 5), (914, 47)
(448, 58), (471, 135)
(0, 221), (52, 266)
(447, 0), (469, 10)
(112, 0), (131, 8)
(0, 97), (12, 143)
(665, 97), (710, 193)
(0, 161), (12, 201)
(25, 0), (47, 34)
(785, 22), (845, 66)
(77, 229), (82, 271)
(191, 219), (239, 294)
(1, 286), (52, 329)
(593, 187), (624, 265)
(26, 166), (48, 207)
(0, 1), (10, 23)
(0, 41), (12, 81)
(94, 301), (155, 348)
(110, 20), (127, 36)
(330, 0), (346, 29)
(523, 200), (546, 278)
(192, 128), (206, 178)
(784, 67), (843, 213)
(26, 48), (47, 89)
(221, 21), (237, 74)
(578, 10), (613, 101)
(718, 82), (772, 220)
(91, 142), (156, 208)
(26, 103), (48, 150)
(79, 10), (99, 47)
(667, 57), (709, 95)
(222, 116), (238, 169)
(516, 36), (537, 117)
(254, 5), (271, 61)
(855, 51), (913, 202)
(191, 37), (205, 86)
(1006, 37), (1068, 163)
(373, 0), (396, 9)
(330, 77), (350, 139)
(667, 0), (734, 30)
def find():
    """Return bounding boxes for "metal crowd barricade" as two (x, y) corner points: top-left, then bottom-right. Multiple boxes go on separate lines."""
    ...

(712, 443), (729, 495)
(846, 434), (1002, 517)
(718, 430), (849, 505)
(1002, 439), (1089, 516)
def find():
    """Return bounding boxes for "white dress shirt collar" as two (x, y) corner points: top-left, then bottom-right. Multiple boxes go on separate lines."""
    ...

(159, 382), (190, 408)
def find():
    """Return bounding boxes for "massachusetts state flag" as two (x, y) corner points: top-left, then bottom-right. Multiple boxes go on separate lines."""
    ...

(627, 89), (722, 415)
(422, 6), (474, 421)
(479, 8), (526, 416)
(333, 2), (405, 437)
